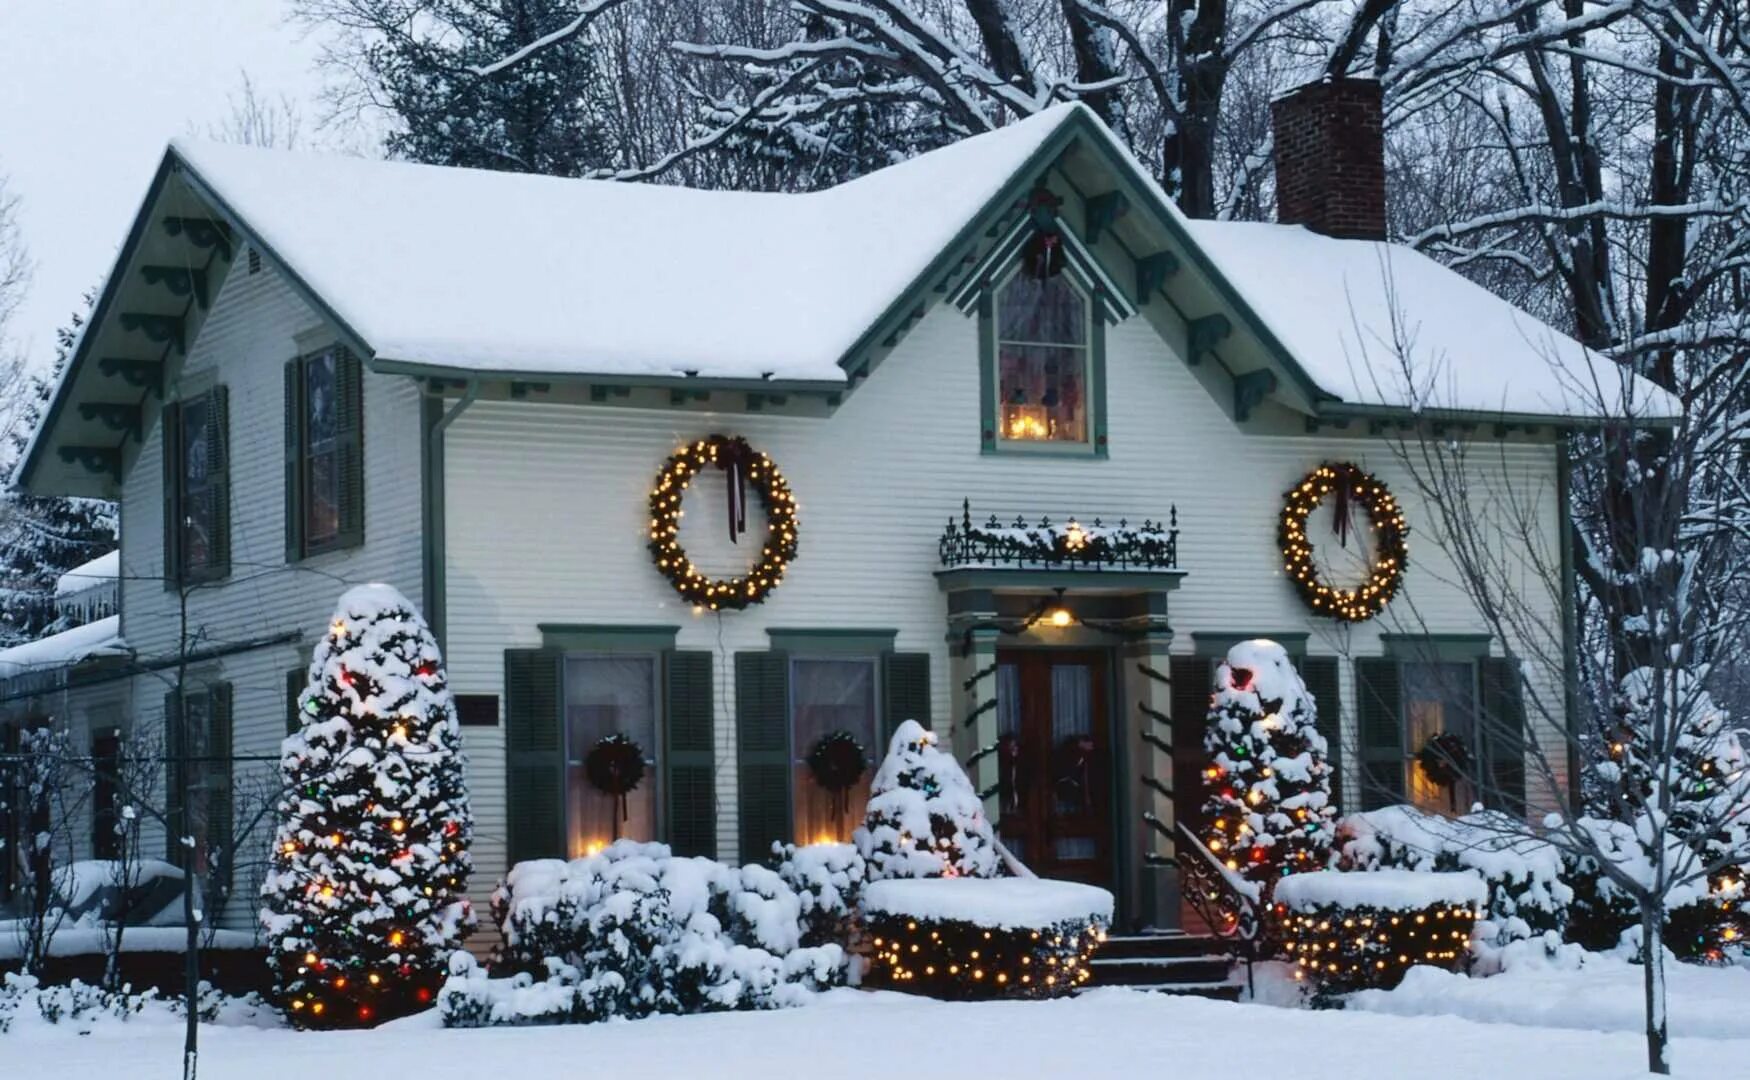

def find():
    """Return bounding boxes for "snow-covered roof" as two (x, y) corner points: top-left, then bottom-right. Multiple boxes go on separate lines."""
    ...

(0, 614), (127, 678)
(55, 549), (119, 599)
(1180, 220), (1674, 419)
(170, 107), (1076, 384)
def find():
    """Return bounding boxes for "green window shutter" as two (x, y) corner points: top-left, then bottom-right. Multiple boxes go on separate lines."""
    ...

(881, 651), (931, 749)
(286, 666), (306, 736)
(504, 648), (564, 864)
(164, 690), (184, 863)
(335, 347), (365, 549)
(664, 650), (716, 858)
(1170, 656), (1213, 834)
(284, 357), (305, 562)
(207, 386), (232, 577)
(1298, 655), (1343, 815)
(1481, 657), (1528, 816)
(207, 682), (235, 897)
(1354, 657), (1405, 810)
(735, 651), (790, 864)
(161, 401), (182, 586)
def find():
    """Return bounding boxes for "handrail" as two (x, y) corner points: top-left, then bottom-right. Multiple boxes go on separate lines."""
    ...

(1176, 820), (1266, 958)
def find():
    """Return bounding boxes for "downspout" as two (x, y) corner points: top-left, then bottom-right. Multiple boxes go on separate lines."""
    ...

(423, 380), (479, 649)
(1556, 440), (1580, 810)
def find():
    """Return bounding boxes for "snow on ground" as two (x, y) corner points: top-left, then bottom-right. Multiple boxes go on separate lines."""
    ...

(9, 981), (1748, 1080)
(1348, 945), (1750, 1041)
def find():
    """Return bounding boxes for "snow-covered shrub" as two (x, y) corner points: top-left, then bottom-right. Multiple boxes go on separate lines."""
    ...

(771, 841), (866, 948)
(855, 719), (1000, 880)
(860, 878), (1112, 1000)
(1276, 870), (1486, 1005)
(1552, 816), (1735, 959)
(445, 841), (846, 1028)
(1337, 807), (1570, 956)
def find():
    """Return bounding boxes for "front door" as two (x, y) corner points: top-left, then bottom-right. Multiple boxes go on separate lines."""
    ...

(994, 649), (1113, 887)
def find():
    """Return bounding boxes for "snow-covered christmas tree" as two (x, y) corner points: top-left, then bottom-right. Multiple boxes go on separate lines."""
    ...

(262, 584), (474, 1027)
(855, 719), (1001, 880)
(1200, 640), (1337, 895)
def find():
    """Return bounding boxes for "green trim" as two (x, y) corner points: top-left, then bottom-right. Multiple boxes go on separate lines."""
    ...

(934, 567), (1184, 593)
(977, 292), (997, 452)
(766, 628), (898, 655)
(539, 624), (682, 651)
(422, 382), (478, 649)
(1556, 444), (1580, 808)
(373, 357), (845, 396)
(1380, 633), (1492, 661)
(1091, 315), (1109, 456)
(1191, 631), (1309, 658)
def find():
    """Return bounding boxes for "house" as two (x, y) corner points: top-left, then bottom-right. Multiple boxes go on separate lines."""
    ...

(2, 78), (1672, 934)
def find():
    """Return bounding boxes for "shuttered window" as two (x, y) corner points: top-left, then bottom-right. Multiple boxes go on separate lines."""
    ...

(285, 346), (364, 560)
(91, 730), (122, 860)
(504, 644), (717, 863)
(164, 683), (234, 898)
(162, 386), (231, 584)
(736, 645), (930, 862)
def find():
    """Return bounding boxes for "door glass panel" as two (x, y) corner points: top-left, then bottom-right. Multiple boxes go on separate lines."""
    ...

(791, 658), (878, 845)
(564, 655), (659, 853)
(1050, 665), (1092, 739)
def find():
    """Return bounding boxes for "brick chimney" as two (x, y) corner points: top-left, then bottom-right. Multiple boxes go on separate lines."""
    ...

(1271, 78), (1386, 241)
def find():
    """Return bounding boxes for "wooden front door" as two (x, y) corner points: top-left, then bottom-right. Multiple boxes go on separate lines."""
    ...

(994, 649), (1113, 887)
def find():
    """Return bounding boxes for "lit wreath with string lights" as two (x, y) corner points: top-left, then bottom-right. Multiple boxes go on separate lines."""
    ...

(1278, 462), (1408, 622)
(648, 435), (799, 611)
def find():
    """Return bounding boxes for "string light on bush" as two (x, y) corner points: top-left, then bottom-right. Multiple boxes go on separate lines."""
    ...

(647, 434), (799, 611)
(1278, 462), (1409, 622)
(862, 911), (1106, 1001)
(1278, 899), (1479, 1004)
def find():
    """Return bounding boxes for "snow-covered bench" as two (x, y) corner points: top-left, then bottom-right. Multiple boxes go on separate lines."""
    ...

(1274, 870), (1487, 1002)
(861, 878), (1113, 1000)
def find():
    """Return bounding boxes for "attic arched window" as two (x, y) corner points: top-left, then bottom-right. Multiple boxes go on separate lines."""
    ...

(994, 268), (1091, 445)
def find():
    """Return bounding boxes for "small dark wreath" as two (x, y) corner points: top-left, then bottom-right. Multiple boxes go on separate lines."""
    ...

(1415, 731), (1471, 790)
(1278, 462), (1409, 622)
(807, 730), (869, 793)
(585, 734), (647, 801)
(648, 435), (799, 611)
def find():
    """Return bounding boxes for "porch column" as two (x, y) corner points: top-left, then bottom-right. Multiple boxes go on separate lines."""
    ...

(960, 625), (1004, 828)
(1123, 622), (1179, 929)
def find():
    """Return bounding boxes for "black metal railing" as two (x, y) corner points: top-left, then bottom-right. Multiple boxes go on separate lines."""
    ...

(938, 499), (1179, 571)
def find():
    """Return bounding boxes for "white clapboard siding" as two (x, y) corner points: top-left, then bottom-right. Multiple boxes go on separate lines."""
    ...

(442, 295), (1568, 906)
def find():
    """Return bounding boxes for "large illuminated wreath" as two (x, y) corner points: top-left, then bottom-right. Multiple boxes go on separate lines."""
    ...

(648, 435), (798, 610)
(1278, 462), (1408, 622)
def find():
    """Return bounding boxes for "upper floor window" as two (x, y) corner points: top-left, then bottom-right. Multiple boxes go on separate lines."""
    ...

(162, 386), (231, 584)
(995, 270), (1090, 446)
(285, 346), (364, 559)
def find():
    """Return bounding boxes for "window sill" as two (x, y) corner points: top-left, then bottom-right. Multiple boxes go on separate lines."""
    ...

(981, 441), (1107, 460)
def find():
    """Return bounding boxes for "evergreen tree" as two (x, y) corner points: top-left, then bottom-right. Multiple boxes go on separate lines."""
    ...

(1200, 640), (1337, 896)
(855, 719), (1000, 880)
(0, 297), (117, 645)
(1601, 667), (1750, 959)
(364, 0), (617, 176)
(262, 584), (474, 1028)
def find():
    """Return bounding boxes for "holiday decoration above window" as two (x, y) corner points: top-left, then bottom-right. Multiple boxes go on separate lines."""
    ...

(938, 499), (1178, 572)
(647, 435), (799, 611)
(1278, 462), (1409, 622)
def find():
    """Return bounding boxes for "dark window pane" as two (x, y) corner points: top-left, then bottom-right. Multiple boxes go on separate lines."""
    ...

(999, 273), (1086, 345)
(1402, 660), (1477, 815)
(182, 489), (214, 570)
(305, 351), (337, 447)
(791, 658), (878, 845)
(306, 450), (341, 547)
(998, 344), (1088, 442)
(179, 394), (215, 571)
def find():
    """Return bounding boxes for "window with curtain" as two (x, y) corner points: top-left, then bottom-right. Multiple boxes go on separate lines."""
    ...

(1402, 660), (1477, 814)
(995, 270), (1090, 445)
(564, 655), (660, 854)
(178, 392), (219, 572)
(791, 658), (879, 845)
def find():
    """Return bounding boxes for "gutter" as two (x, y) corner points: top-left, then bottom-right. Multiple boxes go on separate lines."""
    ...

(422, 380), (480, 649)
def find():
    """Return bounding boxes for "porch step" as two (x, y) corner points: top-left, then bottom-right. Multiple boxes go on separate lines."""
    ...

(1087, 931), (1238, 1000)
(1098, 931), (1223, 960)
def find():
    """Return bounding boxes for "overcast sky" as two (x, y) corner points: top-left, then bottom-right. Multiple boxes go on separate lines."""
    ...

(0, 1), (339, 367)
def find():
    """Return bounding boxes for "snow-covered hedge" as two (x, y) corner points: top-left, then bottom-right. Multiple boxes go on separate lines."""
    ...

(1276, 869), (1483, 1004)
(861, 878), (1111, 1000)
(0, 972), (259, 1036)
(1337, 807), (1570, 955)
(441, 841), (855, 1028)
